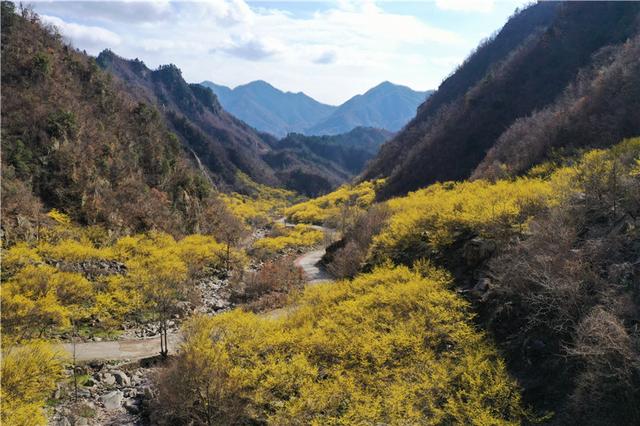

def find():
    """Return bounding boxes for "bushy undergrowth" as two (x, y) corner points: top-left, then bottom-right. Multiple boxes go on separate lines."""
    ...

(284, 179), (384, 227)
(154, 265), (527, 425)
(252, 224), (323, 257)
(1, 341), (65, 426)
(1, 211), (246, 341)
(220, 173), (298, 226)
(323, 138), (640, 424)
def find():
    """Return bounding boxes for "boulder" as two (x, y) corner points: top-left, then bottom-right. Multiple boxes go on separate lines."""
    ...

(102, 373), (116, 386)
(75, 417), (89, 426)
(111, 370), (130, 386)
(123, 398), (140, 414)
(100, 390), (123, 410)
(76, 387), (91, 398)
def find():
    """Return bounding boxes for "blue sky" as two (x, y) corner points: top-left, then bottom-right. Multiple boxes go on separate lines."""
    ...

(33, 0), (529, 104)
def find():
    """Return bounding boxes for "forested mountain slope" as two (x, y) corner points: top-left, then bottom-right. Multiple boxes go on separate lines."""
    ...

(99, 52), (390, 197)
(265, 127), (393, 196)
(363, 1), (640, 198)
(97, 50), (279, 189)
(1, 5), (224, 237)
(200, 80), (336, 138)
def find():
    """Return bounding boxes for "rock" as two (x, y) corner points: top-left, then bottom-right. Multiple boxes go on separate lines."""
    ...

(76, 387), (91, 398)
(88, 361), (104, 371)
(94, 336), (103, 342)
(463, 237), (497, 266)
(100, 390), (123, 410)
(124, 388), (137, 398)
(123, 398), (140, 414)
(52, 416), (72, 426)
(111, 370), (130, 386)
(102, 373), (116, 386)
(138, 385), (154, 399)
(473, 277), (491, 293)
(75, 417), (89, 426)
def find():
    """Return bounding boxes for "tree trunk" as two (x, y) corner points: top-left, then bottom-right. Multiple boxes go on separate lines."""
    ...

(159, 318), (165, 356)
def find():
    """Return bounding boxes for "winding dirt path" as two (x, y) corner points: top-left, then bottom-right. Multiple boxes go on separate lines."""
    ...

(54, 220), (336, 362)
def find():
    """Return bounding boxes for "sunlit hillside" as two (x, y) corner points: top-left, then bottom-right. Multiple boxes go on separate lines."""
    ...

(2, 1), (639, 425)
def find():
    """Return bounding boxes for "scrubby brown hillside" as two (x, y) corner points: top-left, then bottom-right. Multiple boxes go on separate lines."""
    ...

(97, 51), (390, 197)
(363, 1), (640, 198)
(97, 50), (279, 189)
(1, 4), (223, 239)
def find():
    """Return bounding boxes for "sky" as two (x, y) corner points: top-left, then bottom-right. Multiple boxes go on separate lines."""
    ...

(32, 0), (530, 105)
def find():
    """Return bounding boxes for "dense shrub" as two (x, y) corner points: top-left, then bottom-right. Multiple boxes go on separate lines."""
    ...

(154, 265), (527, 425)
(0, 212), (246, 340)
(1, 341), (65, 426)
(484, 138), (640, 423)
(284, 179), (383, 227)
(252, 224), (323, 257)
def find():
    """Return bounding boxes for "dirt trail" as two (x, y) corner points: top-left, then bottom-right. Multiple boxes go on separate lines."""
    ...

(55, 219), (336, 362)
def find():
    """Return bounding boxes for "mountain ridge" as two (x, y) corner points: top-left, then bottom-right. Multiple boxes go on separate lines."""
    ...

(362, 1), (640, 199)
(201, 79), (430, 137)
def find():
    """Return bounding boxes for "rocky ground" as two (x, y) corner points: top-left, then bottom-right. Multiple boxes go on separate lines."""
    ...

(49, 357), (164, 426)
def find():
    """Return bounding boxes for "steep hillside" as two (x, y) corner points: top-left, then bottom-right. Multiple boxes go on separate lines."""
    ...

(363, 2), (640, 198)
(262, 127), (391, 197)
(201, 80), (336, 138)
(474, 34), (640, 179)
(97, 51), (278, 189)
(307, 82), (431, 135)
(0, 5), (223, 237)
(99, 53), (388, 196)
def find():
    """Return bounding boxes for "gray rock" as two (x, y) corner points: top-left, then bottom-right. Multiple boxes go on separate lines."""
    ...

(100, 390), (123, 410)
(123, 398), (140, 414)
(102, 373), (116, 386)
(111, 370), (130, 386)
(88, 361), (104, 371)
(81, 387), (92, 397)
(75, 417), (89, 426)
(52, 416), (72, 426)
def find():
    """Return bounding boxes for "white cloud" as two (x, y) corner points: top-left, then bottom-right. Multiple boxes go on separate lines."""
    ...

(40, 15), (121, 49)
(34, 0), (476, 103)
(220, 36), (284, 61)
(435, 0), (495, 13)
(36, 1), (172, 24)
(314, 50), (338, 65)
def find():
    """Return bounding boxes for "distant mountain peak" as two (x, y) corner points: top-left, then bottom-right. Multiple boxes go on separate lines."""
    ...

(201, 79), (431, 137)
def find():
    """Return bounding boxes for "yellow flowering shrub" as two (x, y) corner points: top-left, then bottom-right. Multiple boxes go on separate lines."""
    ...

(369, 177), (557, 265)
(1, 228), (246, 340)
(284, 179), (384, 226)
(158, 265), (526, 424)
(252, 224), (323, 254)
(221, 173), (299, 225)
(1, 341), (65, 426)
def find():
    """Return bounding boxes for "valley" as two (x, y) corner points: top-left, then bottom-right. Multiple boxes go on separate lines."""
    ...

(2, 2), (639, 426)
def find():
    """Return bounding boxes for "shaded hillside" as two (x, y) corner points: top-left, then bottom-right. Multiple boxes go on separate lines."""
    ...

(474, 34), (640, 179)
(306, 82), (431, 135)
(265, 127), (393, 196)
(201, 80), (335, 138)
(97, 51), (278, 189)
(0, 4), (223, 238)
(363, 1), (640, 198)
